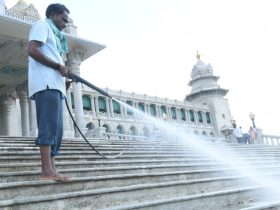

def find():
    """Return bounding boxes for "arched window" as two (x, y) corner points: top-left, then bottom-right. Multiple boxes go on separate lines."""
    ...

(112, 99), (121, 114)
(130, 127), (137, 140)
(103, 124), (110, 133)
(116, 125), (125, 139)
(171, 107), (177, 120)
(98, 97), (107, 112)
(82, 95), (91, 111)
(160, 106), (167, 115)
(130, 126), (137, 136)
(126, 100), (133, 115)
(206, 112), (211, 124)
(138, 103), (145, 112)
(149, 104), (156, 116)
(180, 109), (186, 121)
(198, 111), (203, 123)
(189, 110), (195, 122)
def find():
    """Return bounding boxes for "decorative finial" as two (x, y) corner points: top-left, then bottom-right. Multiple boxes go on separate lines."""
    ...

(196, 50), (201, 60)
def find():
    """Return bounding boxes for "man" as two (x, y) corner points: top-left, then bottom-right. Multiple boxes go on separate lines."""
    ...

(232, 124), (244, 144)
(28, 4), (71, 181)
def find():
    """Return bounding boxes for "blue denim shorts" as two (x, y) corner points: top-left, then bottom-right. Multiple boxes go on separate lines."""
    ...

(34, 89), (63, 156)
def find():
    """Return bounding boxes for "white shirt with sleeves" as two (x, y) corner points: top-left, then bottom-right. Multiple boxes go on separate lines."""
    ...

(28, 20), (66, 99)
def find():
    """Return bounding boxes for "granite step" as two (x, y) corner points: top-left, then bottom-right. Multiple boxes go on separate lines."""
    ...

(0, 184), (271, 210)
(98, 186), (270, 210)
(3, 173), (274, 201)
(2, 159), (280, 172)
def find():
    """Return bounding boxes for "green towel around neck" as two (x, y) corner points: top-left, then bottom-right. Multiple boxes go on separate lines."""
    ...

(45, 18), (68, 57)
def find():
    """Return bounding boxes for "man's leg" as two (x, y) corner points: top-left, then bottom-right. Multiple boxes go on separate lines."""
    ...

(51, 156), (57, 172)
(35, 90), (69, 181)
(40, 146), (54, 176)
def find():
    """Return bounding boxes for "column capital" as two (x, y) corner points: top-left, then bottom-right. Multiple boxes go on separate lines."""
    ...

(67, 48), (86, 66)
(16, 82), (28, 97)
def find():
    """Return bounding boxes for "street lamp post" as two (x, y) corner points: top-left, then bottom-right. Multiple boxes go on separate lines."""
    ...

(249, 112), (256, 128)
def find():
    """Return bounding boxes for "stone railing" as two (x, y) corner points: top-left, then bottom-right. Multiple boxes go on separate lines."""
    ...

(1, 9), (39, 24)
(261, 134), (280, 146)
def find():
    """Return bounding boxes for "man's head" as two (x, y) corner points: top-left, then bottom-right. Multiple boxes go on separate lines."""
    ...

(46, 4), (70, 31)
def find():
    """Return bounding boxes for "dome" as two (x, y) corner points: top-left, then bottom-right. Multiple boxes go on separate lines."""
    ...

(191, 61), (213, 78)
(191, 52), (213, 79)
(8, 0), (40, 20)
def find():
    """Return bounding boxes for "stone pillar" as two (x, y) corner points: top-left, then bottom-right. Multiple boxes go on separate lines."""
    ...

(90, 96), (96, 118)
(155, 105), (160, 118)
(134, 102), (138, 120)
(28, 99), (37, 137)
(109, 98), (114, 118)
(106, 98), (111, 118)
(176, 108), (180, 121)
(63, 89), (75, 137)
(2, 94), (16, 136)
(16, 84), (29, 136)
(94, 96), (99, 115)
(121, 101), (126, 119)
(146, 104), (150, 115)
(184, 109), (189, 122)
(167, 107), (172, 119)
(68, 49), (86, 137)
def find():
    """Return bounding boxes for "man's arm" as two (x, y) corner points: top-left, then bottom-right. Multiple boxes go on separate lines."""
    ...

(28, 40), (69, 77)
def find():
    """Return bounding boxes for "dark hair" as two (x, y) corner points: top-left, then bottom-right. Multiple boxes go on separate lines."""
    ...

(45, 3), (70, 18)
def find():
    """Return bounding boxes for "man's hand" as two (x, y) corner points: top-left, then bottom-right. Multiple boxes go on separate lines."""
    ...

(66, 80), (72, 90)
(58, 65), (70, 77)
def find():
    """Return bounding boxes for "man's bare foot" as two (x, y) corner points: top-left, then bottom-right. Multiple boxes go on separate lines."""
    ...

(39, 172), (70, 182)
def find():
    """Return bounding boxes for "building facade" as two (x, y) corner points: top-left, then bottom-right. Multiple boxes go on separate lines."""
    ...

(0, 0), (233, 140)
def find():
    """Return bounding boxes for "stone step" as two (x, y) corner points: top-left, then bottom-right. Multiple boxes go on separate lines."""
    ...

(2, 159), (279, 172)
(0, 167), (242, 183)
(0, 155), (221, 164)
(1, 154), (279, 166)
(0, 138), (278, 149)
(2, 173), (268, 201)
(0, 162), (228, 173)
(98, 186), (269, 210)
(0, 184), (270, 210)
(240, 200), (280, 210)
(0, 159), (226, 172)
(1, 144), (280, 159)
(1, 145), (280, 156)
(2, 165), (280, 183)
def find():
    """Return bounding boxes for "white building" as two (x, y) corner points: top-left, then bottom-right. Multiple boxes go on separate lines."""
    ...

(0, 0), (233, 140)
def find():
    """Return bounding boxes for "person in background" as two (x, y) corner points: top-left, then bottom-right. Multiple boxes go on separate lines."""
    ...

(249, 126), (257, 144)
(28, 3), (71, 181)
(233, 124), (244, 144)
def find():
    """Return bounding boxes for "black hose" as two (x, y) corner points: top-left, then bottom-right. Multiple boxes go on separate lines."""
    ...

(65, 98), (132, 159)
(68, 72), (112, 98)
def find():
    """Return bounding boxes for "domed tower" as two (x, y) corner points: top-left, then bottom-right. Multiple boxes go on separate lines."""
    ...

(8, 0), (41, 20)
(185, 52), (232, 137)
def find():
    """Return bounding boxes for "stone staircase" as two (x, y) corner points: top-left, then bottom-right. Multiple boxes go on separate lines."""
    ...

(0, 136), (280, 210)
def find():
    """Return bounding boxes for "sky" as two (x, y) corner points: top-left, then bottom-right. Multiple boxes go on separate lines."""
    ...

(6, 0), (280, 135)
